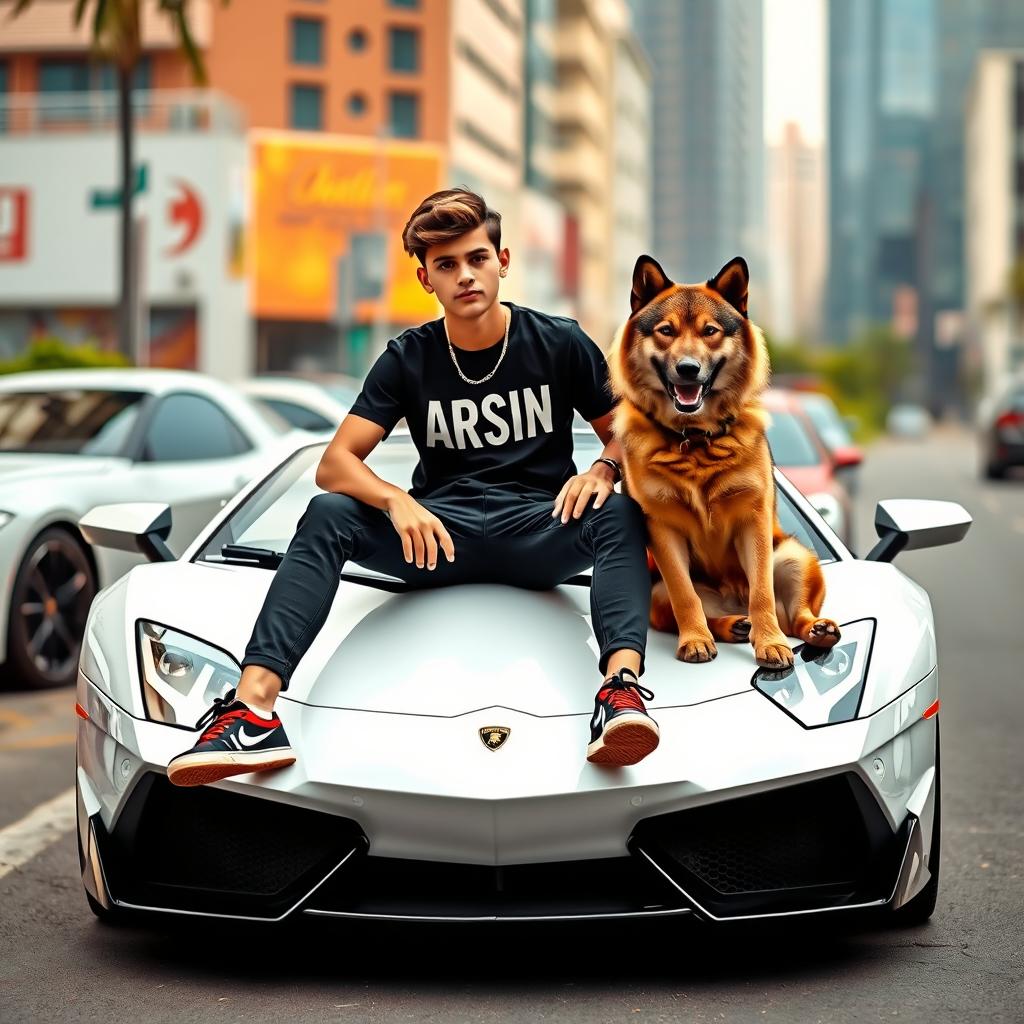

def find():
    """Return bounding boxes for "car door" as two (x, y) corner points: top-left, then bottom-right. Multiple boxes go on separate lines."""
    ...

(119, 392), (266, 554)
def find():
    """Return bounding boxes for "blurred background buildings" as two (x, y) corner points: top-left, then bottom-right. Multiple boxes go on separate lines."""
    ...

(0, 0), (1023, 414)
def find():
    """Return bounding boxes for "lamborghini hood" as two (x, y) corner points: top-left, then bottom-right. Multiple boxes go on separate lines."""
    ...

(112, 556), (934, 719)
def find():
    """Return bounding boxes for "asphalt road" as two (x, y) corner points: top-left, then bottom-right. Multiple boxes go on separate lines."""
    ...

(0, 427), (1021, 1023)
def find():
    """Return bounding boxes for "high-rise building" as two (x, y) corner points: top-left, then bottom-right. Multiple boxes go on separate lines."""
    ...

(923, 1), (1024, 407)
(964, 49), (1024, 404)
(609, 27), (652, 341)
(767, 122), (826, 341)
(825, 0), (934, 346)
(632, 0), (765, 302)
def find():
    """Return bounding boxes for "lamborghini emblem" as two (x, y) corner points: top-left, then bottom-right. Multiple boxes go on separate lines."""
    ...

(479, 726), (511, 751)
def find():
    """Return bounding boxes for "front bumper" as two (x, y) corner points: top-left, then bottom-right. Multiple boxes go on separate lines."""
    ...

(77, 668), (939, 923)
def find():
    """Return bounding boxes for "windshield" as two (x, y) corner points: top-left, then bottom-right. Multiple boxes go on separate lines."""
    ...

(195, 439), (837, 570)
(0, 389), (148, 455)
(799, 394), (852, 451)
(765, 410), (821, 468)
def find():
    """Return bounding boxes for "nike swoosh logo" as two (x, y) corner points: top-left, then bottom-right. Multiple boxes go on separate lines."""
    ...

(238, 726), (277, 748)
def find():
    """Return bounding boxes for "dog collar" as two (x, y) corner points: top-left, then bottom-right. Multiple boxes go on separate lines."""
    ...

(637, 407), (737, 453)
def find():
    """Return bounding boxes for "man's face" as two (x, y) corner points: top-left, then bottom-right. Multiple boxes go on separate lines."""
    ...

(416, 224), (510, 318)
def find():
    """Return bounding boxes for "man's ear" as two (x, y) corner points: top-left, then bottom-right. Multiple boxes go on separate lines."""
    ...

(416, 265), (434, 294)
(707, 257), (749, 318)
(631, 255), (672, 314)
(498, 247), (510, 278)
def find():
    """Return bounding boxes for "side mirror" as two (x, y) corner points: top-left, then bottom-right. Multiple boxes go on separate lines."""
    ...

(831, 444), (863, 469)
(79, 503), (175, 564)
(864, 499), (971, 563)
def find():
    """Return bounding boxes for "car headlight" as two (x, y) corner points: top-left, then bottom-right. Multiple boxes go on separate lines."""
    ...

(137, 621), (240, 728)
(0, 510), (14, 530)
(807, 491), (842, 531)
(752, 619), (875, 727)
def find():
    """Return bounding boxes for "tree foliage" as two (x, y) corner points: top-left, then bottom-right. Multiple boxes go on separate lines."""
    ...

(0, 337), (131, 375)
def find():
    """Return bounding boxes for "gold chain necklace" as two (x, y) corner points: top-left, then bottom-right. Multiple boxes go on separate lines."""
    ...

(444, 306), (511, 386)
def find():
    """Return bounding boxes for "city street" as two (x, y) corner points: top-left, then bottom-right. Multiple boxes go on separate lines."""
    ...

(0, 427), (1021, 1023)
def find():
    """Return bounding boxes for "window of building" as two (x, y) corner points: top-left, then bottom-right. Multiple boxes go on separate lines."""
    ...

(389, 0), (419, 8)
(291, 17), (323, 65)
(388, 92), (419, 138)
(347, 92), (367, 117)
(290, 84), (323, 130)
(142, 394), (251, 462)
(40, 58), (151, 93)
(0, 64), (7, 133)
(348, 28), (368, 52)
(389, 28), (419, 73)
(38, 60), (91, 94)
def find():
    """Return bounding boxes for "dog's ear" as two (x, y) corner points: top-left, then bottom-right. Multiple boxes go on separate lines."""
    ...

(631, 255), (672, 314)
(707, 257), (749, 318)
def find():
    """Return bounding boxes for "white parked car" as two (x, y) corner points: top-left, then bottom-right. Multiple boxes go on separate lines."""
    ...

(75, 435), (969, 928)
(238, 377), (352, 436)
(0, 368), (311, 689)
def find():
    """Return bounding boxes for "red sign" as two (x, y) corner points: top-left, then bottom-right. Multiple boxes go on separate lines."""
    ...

(165, 179), (204, 257)
(0, 188), (28, 262)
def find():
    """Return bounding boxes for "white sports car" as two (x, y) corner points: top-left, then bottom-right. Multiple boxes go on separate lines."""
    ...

(0, 368), (310, 689)
(74, 435), (970, 926)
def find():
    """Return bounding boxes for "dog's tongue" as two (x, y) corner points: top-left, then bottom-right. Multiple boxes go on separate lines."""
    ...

(673, 383), (703, 406)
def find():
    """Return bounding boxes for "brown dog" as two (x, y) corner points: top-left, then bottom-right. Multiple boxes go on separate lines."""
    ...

(608, 255), (840, 669)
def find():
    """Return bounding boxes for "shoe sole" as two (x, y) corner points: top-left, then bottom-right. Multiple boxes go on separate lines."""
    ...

(167, 749), (296, 788)
(586, 714), (660, 766)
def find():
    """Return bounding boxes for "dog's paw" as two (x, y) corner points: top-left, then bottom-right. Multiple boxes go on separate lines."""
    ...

(708, 615), (752, 643)
(754, 638), (794, 669)
(677, 636), (718, 663)
(802, 618), (841, 648)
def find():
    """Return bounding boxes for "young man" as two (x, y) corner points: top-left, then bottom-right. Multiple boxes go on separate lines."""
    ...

(167, 188), (658, 788)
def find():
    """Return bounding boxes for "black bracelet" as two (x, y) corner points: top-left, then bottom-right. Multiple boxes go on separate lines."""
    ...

(592, 457), (622, 483)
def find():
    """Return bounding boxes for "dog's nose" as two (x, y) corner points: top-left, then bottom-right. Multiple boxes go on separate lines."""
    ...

(675, 357), (702, 380)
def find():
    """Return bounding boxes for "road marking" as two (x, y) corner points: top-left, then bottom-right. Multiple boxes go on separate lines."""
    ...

(0, 732), (76, 752)
(0, 786), (76, 880)
(0, 708), (35, 731)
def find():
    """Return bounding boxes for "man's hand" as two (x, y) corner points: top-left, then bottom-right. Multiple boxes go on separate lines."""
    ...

(384, 492), (455, 570)
(552, 463), (616, 524)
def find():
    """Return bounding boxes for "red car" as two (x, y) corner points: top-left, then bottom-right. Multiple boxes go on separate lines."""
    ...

(762, 389), (862, 548)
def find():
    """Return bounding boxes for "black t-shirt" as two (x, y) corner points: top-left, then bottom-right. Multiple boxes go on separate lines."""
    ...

(349, 302), (614, 497)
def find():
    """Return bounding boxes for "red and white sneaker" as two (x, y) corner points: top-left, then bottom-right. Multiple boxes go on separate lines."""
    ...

(586, 668), (660, 766)
(167, 689), (295, 788)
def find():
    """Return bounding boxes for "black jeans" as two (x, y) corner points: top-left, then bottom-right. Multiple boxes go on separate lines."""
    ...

(242, 480), (650, 688)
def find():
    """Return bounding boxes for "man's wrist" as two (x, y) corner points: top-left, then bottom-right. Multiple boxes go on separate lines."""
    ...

(590, 457), (621, 483)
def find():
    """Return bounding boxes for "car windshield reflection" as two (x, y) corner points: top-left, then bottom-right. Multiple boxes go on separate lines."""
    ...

(195, 438), (837, 572)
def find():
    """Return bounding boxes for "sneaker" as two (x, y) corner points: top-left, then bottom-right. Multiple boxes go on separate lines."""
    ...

(167, 689), (296, 788)
(586, 668), (660, 766)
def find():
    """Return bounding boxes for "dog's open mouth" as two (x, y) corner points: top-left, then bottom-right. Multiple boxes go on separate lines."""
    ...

(671, 382), (705, 413)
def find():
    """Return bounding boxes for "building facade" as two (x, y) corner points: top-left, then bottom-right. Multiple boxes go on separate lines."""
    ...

(964, 49), (1024, 404)
(766, 122), (826, 342)
(632, 0), (765, 308)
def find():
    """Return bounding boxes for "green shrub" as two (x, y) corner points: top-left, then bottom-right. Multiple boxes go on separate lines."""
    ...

(766, 325), (915, 441)
(0, 336), (132, 375)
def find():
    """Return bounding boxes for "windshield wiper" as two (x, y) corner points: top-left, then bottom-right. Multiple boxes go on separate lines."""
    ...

(203, 544), (284, 569)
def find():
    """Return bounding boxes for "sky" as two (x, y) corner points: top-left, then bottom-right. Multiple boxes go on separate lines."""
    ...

(763, 0), (826, 146)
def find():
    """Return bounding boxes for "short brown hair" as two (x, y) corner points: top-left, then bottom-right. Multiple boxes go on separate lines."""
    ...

(402, 187), (502, 265)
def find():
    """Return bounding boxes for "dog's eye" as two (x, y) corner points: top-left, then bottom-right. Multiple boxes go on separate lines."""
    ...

(703, 324), (719, 336)
(657, 325), (674, 337)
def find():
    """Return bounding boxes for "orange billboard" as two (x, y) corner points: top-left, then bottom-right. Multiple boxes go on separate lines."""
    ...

(251, 132), (444, 323)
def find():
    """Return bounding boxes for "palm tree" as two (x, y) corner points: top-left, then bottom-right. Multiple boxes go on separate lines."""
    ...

(11, 0), (220, 361)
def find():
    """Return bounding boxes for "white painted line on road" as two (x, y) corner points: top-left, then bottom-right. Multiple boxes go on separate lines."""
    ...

(0, 786), (76, 880)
